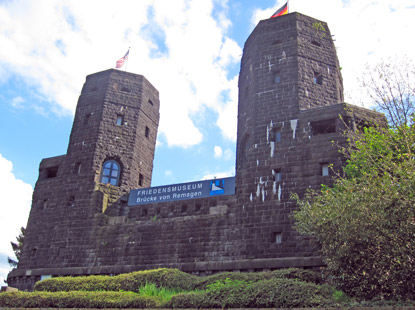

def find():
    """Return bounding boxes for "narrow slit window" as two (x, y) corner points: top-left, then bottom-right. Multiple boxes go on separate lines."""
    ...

(272, 232), (282, 244)
(74, 162), (82, 175)
(139, 173), (144, 186)
(321, 163), (330, 176)
(116, 115), (123, 126)
(270, 129), (281, 143)
(145, 126), (150, 138)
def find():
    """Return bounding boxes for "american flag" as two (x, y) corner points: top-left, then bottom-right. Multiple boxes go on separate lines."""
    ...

(116, 49), (129, 69)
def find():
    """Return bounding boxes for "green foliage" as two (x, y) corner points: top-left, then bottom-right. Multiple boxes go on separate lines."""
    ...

(193, 268), (323, 290)
(138, 282), (188, 304)
(34, 268), (199, 292)
(8, 227), (25, 267)
(293, 125), (415, 300)
(0, 291), (159, 308)
(167, 278), (334, 308)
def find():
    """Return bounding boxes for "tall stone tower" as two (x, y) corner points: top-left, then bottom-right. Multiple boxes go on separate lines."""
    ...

(15, 69), (159, 283)
(236, 13), (343, 190)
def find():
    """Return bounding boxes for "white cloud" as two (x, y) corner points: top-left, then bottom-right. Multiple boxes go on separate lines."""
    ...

(223, 148), (233, 161)
(214, 146), (223, 158)
(10, 96), (24, 109)
(252, 0), (415, 108)
(214, 146), (233, 160)
(0, 0), (240, 148)
(0, 154), (33, 284)
(201, 168), (235, 180)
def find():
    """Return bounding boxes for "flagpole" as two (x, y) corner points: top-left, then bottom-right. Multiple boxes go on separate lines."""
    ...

(125, 47), (130, 72)
(287, 0), (290, 13)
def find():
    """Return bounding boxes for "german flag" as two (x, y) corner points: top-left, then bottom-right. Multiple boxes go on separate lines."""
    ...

(271, 2), (288, 18)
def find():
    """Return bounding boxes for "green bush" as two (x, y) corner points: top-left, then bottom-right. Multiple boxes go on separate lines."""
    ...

(244, 278), (334, 308)
(34, 268), (198, 292)
(0, 291), (159, 308)
(192, 268), (323, 290)
(294, 126), (415, 300)
(167, 278), (334, 308)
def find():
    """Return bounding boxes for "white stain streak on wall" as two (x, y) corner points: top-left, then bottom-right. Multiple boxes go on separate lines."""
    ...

(278, 184), (282, 201)
(290, 119), (298, 139)
(270, 141), (275, 157)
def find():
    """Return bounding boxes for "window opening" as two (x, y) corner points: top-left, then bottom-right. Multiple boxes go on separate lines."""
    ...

(74, 162), (82, 175)
(148, 99), (153, 106)
(272, 232), (282, 244)
(270, 129), (281, 143)
(67, 196), (75, 207)
(313, 71), (323, 85)
(45, 166), (58, 179)
(116, 115), (123, 126)
(311, 119), (336, 135)
(272, 39), (282, 45)
(273, 169), (282, 182)
(84, 113), (91, 125)
(321, 163), (330, 176)
(139, 173), (144, 186)
(274, 75), (281, 84)
(100, 160), (121, 186)
(311, 40), (321, 47)
(145, 126), (150, 138)
(121, 86), (131, 93)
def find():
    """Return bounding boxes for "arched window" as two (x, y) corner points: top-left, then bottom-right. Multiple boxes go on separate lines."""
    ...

(100, 160), (121, 186)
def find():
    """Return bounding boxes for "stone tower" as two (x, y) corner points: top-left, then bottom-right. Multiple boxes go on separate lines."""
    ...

(236, 13), (343, 192)
(15, 69), (159, 280)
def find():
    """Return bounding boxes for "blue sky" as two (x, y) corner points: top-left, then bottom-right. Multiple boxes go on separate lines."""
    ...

(1, 0), (415, 284)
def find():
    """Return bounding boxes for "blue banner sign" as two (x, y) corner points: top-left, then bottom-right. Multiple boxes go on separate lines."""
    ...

(128, 176), (235, 206)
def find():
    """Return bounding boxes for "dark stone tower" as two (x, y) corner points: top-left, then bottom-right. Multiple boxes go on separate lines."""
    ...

(12, 69), (159, 289)
(236, 13), (343, 189)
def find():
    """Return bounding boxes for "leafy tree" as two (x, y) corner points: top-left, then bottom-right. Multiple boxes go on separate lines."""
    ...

(361, 57), (415, 128)
(8, 227), (25, 267)
(293, 124), (415, 300)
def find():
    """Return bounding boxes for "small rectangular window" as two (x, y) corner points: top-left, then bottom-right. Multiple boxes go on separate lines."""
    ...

(313, 72), (323, 85)
(145, 126), (150, 138)
(273, 169), (282, 182)
(274, 75), (281, 84)
(321, 163), (329, 176)
(44, 166), (58, 179)
(272, 232), (282, 244)
(139, 173), (144, 186)
(311, 119), (336, 135)
(116, 115), (123, 126)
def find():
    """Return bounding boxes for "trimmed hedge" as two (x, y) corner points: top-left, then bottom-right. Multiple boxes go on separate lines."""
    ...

(0, 291), (159, 308)
(192, 268), (323, 290)
(166, 278), (334, 308)
(34, 268), (198, 292)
